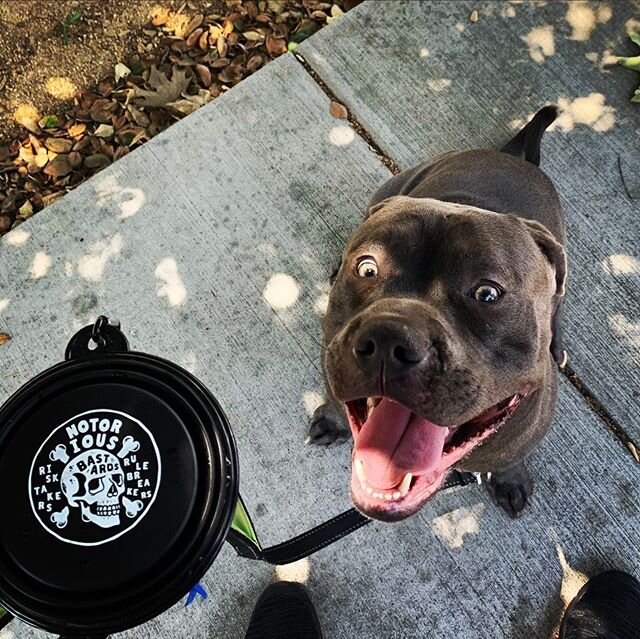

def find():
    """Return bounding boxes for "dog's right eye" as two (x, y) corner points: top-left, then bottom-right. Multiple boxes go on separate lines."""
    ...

(356, 257), (378, 278)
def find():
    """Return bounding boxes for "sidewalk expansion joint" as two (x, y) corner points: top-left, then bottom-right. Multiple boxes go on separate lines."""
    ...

(562, 363), (640, 465)
(293, 52), (401, 176)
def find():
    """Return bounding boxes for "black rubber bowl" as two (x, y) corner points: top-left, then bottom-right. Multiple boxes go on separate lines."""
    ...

(0, 322), (239, 636)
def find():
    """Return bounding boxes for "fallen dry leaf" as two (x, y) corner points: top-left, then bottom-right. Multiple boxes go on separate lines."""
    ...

(469, 9), (479, 22)
(44, 155), (72, 177)
(133, 66), (192, 108)
(94, 124), (115, 138)
(18, 200), (33, 218)
(44, 137), (73, 154)
(330, 101), (348, 119)
(115, 63), (131, 82)
(167, 89), (212, 115)
(0, 333), (11, 346)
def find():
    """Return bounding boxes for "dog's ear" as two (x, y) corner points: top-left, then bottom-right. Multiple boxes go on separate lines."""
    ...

(366, 195), (405, 218)
(522, 219), (567, 297)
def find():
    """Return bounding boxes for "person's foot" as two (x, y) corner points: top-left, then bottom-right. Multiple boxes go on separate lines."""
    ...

(559, 570), (640, 638)
(244, 581), (322, 639)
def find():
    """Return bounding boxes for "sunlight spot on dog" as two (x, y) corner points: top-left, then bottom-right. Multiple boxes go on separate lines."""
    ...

(609, 315), (640, 356)
(303, 391), (325, 417)
(263, 273), (300, 310)
(257, 243), (278, 257)
(95, 175), (145, 219)
(64, 261), (74, 277)
(314, 292), (329, 315)
(427, 78), (452, 92)
(431, 503), (485, 549)
(45, 76), (78, 100)
(155, 257), (187, 307)
(0, 299), (9, 314)
(275, 558), (310, 584)
(29, 251), (52, 279)
(180, 351), (198, 374)
(328, 125), (355, 147)
(566, 2), (596, 41)
(419, 47), (430, 57)
(522, 25), (555, 63)
(77, 234), (123, 281)
(501, 5), (516, 18)
(550, 94), (616, 133)
(555, 542), (589, 607)
(5, 227), (30, 246)
(584, 50), (618, 73)
(602, 254), (640, 276)
(455, 22), (465, 33)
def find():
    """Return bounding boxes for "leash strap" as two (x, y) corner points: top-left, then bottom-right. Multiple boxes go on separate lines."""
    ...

(226, 471), (479, 565)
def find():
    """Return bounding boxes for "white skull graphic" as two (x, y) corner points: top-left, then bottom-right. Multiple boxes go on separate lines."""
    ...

(61, 450), (125, 529)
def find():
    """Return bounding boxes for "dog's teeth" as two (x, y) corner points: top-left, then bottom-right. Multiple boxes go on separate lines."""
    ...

(384, 493), (394, 501)
(392, 491), (401, 499)
(398, 473), (412, 496)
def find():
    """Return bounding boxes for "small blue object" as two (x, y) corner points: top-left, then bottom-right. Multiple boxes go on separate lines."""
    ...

(185, 583), (208, 607)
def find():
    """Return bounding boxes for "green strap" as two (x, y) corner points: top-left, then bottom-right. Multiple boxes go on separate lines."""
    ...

(230, 496), (260, 546)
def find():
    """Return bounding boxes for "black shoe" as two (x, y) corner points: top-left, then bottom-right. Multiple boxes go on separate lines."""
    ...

(559, 570), (640, 639)
(244, 581), (323, 639)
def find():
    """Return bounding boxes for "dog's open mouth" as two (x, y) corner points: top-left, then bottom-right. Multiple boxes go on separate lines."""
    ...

(345, 393), (525, 521)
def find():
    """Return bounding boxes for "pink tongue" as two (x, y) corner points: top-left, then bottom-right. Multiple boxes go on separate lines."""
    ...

(354, 398), (447, 490)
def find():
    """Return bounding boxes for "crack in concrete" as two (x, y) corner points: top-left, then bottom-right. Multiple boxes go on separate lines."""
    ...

(293, 52), (401, 176)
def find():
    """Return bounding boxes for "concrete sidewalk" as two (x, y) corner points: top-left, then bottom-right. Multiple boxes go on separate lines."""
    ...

(1, 2), (639, 638)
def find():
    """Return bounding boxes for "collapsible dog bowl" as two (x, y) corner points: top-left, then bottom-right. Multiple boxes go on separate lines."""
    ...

(0, 317), (477, 638)
(0, 318), (239, 636)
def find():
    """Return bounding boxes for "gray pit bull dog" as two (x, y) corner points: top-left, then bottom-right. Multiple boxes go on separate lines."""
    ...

(308, 106), (567, 522)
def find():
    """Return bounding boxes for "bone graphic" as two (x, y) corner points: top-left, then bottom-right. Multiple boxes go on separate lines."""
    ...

(50, 506), (70, 529)
(49, 444), (69, 464)
(117, 435), (140, 459)
(122, 496), (144, 518)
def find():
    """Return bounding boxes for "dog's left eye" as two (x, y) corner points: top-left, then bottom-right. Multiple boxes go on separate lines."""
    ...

(472, 283), (502, 303)
(356, 257), (378, 278)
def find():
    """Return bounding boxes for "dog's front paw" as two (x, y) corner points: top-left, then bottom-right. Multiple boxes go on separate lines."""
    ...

(484, 462), (533, 518)
(307, 403), (351, 447)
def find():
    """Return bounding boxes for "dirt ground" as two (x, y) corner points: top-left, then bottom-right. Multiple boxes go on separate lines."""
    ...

(0, 0), (225, 140)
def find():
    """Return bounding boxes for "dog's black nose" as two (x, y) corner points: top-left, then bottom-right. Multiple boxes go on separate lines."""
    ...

(353, 320), (428, 377)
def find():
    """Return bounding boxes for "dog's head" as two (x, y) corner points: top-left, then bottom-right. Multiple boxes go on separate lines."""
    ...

(323, 196), (566, 521)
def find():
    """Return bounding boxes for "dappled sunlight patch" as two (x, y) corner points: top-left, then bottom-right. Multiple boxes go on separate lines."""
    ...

(419, 47), (430, 57)
(275, 558), (310, 584)
(4, 227), (30, 246)
(29, 251), (52, 279)
(455, 22), (465, 33)
(303, 391), (325, 417)
(13, 103), (39, 129)
(328, 125), (355, 147)
(522, 25), (555, 63)
(602, 254), (640, 276)
(585, 50), (619, 73)
(553, 94), (616, 132)
(566, 2), (612, 42)
(45, 76), (78, 100)
(627, 18), (640, 34)
(609, 314), (640, 355)
(0, 299), (9, 314)
(77, 234), (123, 281)
(554, 541), (589, 608)
(501, 5), (516, 18)
(427, 78), (452, 92)
(431, 503), (485, 549)
(155, 257), (187, 307)
(257, 243), (278, 257)
(263, 273), (300, 310)
(95, 175), (146, 220)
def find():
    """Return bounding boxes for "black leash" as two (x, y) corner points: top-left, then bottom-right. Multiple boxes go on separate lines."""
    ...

(226, 470), (480, 565)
